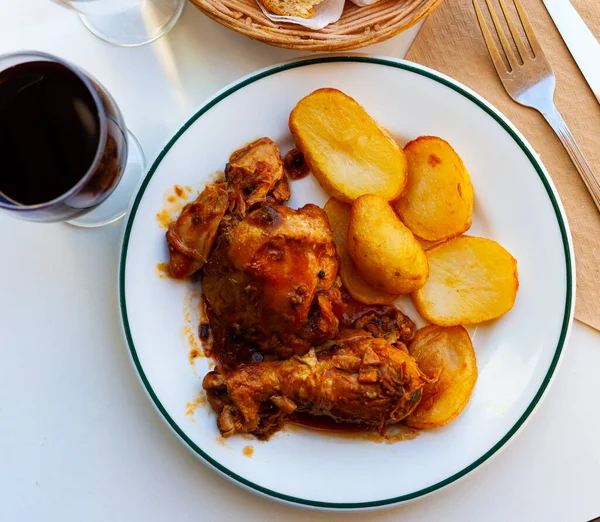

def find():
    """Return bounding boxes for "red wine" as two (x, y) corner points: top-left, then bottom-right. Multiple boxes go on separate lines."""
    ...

(0, 61), (101, 205)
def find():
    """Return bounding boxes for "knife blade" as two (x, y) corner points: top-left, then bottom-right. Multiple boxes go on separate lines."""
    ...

(542, 0), (600, 104)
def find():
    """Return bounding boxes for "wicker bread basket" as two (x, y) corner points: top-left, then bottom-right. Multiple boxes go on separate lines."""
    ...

(190, 0), (442, 51)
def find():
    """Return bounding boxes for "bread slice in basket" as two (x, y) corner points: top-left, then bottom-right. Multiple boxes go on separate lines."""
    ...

(259, 0), (325, 18)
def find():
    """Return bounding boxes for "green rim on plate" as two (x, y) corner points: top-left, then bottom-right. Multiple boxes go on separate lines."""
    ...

(119, 56), (574, 509)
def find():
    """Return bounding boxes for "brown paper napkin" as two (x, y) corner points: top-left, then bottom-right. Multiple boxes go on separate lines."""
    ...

(406, 0), (600, 331)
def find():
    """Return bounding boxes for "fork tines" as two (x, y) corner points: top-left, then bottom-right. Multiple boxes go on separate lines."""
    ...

(473, 0), (544, 73)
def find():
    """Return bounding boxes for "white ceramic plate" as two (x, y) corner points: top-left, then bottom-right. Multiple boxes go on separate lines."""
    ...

(119, 56), (575, 509)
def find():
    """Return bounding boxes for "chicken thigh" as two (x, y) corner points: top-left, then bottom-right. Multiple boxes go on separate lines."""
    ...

(202, 203), (342, 362)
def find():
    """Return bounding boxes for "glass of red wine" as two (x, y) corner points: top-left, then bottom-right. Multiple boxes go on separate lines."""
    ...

(0, 51), (145, 227)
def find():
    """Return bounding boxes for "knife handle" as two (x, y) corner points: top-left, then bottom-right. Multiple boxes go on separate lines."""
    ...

(543, 105), (600, 213)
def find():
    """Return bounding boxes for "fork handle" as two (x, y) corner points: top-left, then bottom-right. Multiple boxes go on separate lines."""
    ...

(542, 106), (600, 213)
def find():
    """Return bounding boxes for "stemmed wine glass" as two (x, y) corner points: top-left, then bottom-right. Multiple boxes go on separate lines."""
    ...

(52, 0), (185, 47)
(0, 51), (145, 227)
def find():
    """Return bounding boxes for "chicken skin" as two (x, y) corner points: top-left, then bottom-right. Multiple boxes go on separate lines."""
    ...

(202, 203), (342, 361)
(203, 330), (425, 439)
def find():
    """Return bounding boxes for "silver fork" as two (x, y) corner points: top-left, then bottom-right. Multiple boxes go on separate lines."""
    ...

(473, 0), (600, 212)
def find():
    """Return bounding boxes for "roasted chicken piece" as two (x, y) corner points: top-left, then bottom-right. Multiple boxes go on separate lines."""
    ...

(203, 330), (425, 439)
(167, 138), (289, 279)
(167, 183), (228, 279)
(339, 293), (416, 345)
(225, 137), (287, 216)
(202, 203), (341, 362)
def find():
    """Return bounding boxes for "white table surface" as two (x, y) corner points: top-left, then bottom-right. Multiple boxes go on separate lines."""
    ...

(1, 1), (599, 521)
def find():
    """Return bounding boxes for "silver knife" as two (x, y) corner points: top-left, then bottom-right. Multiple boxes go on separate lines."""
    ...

(542, 0), (600, 104)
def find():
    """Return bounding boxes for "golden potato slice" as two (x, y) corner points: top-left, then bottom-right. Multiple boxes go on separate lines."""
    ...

(406, 325), (477, 429)
(348, 194), (428, 294)
(393, 136), (474, 242)
(324, 198), (399, 305)
(289, 88), (408, 203)
(412, 236), (518, 326)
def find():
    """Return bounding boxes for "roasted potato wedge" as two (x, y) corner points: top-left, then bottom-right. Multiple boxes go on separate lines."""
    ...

(324, 197), (399, 305)
(289, 88), (408, 203)
(348, 194), (428, 294)
(405, 325), (477, 429)
(412, 236), (518, 326)
(393, 136), (474, 242)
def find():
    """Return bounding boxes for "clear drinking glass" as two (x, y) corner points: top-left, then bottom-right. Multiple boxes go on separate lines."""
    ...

(53, 0), (185, 47)
(0, 51), (145, 227)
